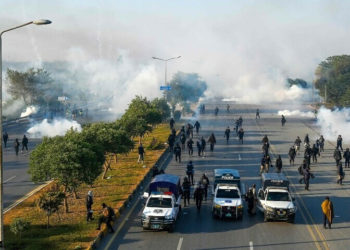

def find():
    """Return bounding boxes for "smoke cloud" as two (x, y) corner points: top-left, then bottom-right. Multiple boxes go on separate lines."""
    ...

(27, 119), (82, 138)
(20, 106), (37, 117)
(278, 109), (314, 118)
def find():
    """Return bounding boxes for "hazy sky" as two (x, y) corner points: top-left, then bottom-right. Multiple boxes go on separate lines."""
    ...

(1, 0), (350, 105)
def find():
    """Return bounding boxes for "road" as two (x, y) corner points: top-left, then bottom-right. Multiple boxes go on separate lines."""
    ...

(98, 103), (350, 250)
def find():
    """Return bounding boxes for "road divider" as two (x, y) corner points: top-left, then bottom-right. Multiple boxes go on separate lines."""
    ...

(177, 238), (183, 250)
(3, 176), (16, 183)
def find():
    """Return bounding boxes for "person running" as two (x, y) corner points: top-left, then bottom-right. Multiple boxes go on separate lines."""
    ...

(336, 135), (343, 151)
(224, 127), (231, 143)
(194, 121), (201, 134)
(294, 136), (301, 154)
(288, 145), (296, 165)
(182, 177), (191, 207)
(343, 148), (350, 168)
(208, 133), (216, 152)
(256, 109), (260, 119)
(186, 161), (194, 185)
(321, 197), (334, 229)
(238, 128), (244, 144)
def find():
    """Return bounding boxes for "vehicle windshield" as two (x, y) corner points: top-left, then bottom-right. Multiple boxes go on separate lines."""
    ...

(267, 192), (291, 201)
(147, 197), (172, 208)
(216, 189), (240, 199)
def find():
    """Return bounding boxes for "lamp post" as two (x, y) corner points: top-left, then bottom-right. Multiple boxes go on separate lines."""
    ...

(0, 19), (51, 248)
(152, 56), (181, 99)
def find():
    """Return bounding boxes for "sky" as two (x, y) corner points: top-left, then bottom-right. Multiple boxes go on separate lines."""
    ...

(1, 0), (350, 110)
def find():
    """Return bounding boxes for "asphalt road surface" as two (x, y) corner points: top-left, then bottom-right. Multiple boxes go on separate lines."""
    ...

(98, 103), (350, 250)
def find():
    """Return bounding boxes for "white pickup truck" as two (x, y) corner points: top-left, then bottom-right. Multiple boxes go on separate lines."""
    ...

(212, 184), (244, 219)
(256, 173), (297, 223)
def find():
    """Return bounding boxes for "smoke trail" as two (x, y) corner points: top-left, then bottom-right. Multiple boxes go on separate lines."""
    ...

(20, 106), (37, 117)
(27, 119), (82, 138)
(277, 110), (314, 117)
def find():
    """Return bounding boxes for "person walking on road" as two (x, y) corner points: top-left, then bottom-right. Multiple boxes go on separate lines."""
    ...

(336, 135), (343, 151)
(334, 148), (342, 167)
(193, 182), (204, 212)
(168, 133), (175, 152)
(234, 120), (239, 134)
(238, 128), (244, 144)
(86, 191), (94, 222)
(304, 134), (310, 148)
(96, 203), (115, 233)
(169, 117), (175, 130)
(343, 148), (350, 168)
(214, 106), (219, 116)
(288, 145), (296, 165)
(3, 132), (8, 148)
(208, 133), (216, 152)
(262, 142), (270, 156)
(337, 162), (344, 185)
(194, 121), (201, 134)
(174, 143), (182, 162)
(224, 127), (231, 143)
(311, 144), (319, 163)
(260, 155), (267, 176)
(319, 135), (325, 152)
(251, 184), (257, 215)
(281, 115), (286, 126)
(200, 137), (206, 156)
(246, 188), (255, 215)
(187, 138), (194, 156)
(200, 174), (210, 200)
(262, 135), (269, 144)
(180, 133), (186, 150)
(182, 177), (191, 207)
(275, 155), (283, 173)
(22, 135), (29, 152)
(14, 138), (20, 156)
(256, 109), (260, 119)
(265, 155), (272, 173)
(196, 139), (202, 156)
(298, 161), (307, 184)
(137, 143), (145, 164)
(303, 167), (313, 191)
(294, 136), (302, 155)
(186, 160), (194, 185)
(321, 197), (334, 229)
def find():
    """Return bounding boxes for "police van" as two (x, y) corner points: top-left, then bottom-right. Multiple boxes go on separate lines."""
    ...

(142, 174), (182, 231)
(211, 169), (245, 219)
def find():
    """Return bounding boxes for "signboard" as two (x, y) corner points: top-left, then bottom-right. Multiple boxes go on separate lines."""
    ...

(58, 96), (68, 101)
(160, 86), (172, 91)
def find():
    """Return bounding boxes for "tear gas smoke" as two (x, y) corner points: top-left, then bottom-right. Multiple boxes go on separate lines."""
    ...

(27, 119), (82, 138)
(20, 106), (37, 117)
(316, 106), (350, 143)
(277, 109), (314, 118)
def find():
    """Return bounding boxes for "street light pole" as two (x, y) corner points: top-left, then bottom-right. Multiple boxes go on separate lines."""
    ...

(0, 19), (51, 248)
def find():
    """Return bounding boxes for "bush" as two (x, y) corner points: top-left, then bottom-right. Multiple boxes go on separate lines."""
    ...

(10, 217), (31, 244)
(174, 110), (181, 121)
(146, 137), (163, 150)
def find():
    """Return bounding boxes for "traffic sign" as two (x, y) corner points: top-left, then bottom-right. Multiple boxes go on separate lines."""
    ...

(160, 86), (172, 91)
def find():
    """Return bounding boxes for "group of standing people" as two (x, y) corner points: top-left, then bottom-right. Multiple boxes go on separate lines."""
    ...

(3, 132), (29, 156)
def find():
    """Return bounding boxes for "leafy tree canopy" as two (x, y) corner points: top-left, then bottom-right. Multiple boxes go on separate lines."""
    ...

(287, 78), (307, 88)
(151, 98), (171, 121)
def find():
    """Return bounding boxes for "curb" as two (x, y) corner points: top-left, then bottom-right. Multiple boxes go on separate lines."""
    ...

(87, 128), (179, 250)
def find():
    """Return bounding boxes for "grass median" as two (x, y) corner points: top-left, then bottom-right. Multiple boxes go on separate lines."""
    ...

(4, 123), (176, 250)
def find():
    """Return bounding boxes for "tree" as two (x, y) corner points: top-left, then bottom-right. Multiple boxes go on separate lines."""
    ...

(165, 72), (207, 113)
(10, 217), (31, 244)
(5, 68), (57, 106)
(81, 122), (134, 179)
(287, 78), (307, 88)
(29, 130), (105, 212)
(36, 191), (65, 229)
(315, 55), (350, 105)
(151, 98), (171, 121)
(120, 96), (162, 143)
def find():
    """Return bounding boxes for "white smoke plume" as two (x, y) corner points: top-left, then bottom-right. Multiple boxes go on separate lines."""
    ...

(27, 119), (82, 138)
(316, 106), (350, 143)
(20, 106), (37, 117)
(278, 109), (314, 118)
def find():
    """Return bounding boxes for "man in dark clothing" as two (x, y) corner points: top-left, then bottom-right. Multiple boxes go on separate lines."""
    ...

(343, 148), (350, 168)
(262, 135), (269, 144)
(238, 128), (244, 144)
(169, 118), (175, 130)
(22, 135), (29, 151)
(171, 128), (176, 138)
(174, 143), (182, 162)
(180, 126), (185, 134)
(260, 155), (266, 175)
(336, 135), (343, 151)
(194, 121), (201, 134)
(238, 116), (243, 128)
(319, 135), (325, 152)
(152, 166), (159, 178)
(207, 133), (216, 152)
(235, 120), (239, 134)
(256, 109), (260, 119)
(288, 146), (296, 165)
(168, 133), (175, 152)
(186, 123), (193, 139)
(180, 133), (186, 150)
(182, 177), (191, 207)
(304, 134), (310, 148)
(281, 115), (286, 126)
(186, 161), (194, 185)
(200, 174), (210, 200)
(298, 161), (307, 184)
(201, 137), (206, 156)
(304, 168), (311, 190)
(196, 139), (202, 156)
(304, 145), (312, 156)
(334, 149), (342, 167)
(14, 138), (20, 156)
(3, 132), (8, 148)
(214, 106), (219, 116)
(194, 183), (204, 211)
(187, 138), (194, 156)
(337, 163), (344, 185)
(294, 136), (301, 154)
(311, 144), (319, 163)
(86, 191), (94, 222)
(137, 144), (145, 163)
(96, 203), (115, 233)
(262, 142), (269, 156)
(265, 155), (272, 173)
(304, 152), (311, 169)
(224, 127), (231, 143)
(246, 188), (255, 215)
(275, 155), (283, 173)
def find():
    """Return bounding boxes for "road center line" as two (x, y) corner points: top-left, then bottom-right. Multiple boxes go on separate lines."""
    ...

(249, 241), (254, 250)
(177, 237), (183, 250)
(4, 176), (16, 183)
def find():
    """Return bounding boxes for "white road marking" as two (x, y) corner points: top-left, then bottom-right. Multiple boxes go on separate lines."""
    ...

(4, 176), (16, 183)
(177, 238), (183, 250)
(22, 151), (31, 156)
(239, 154), (241, 160)
(249, 241), (254, 250)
